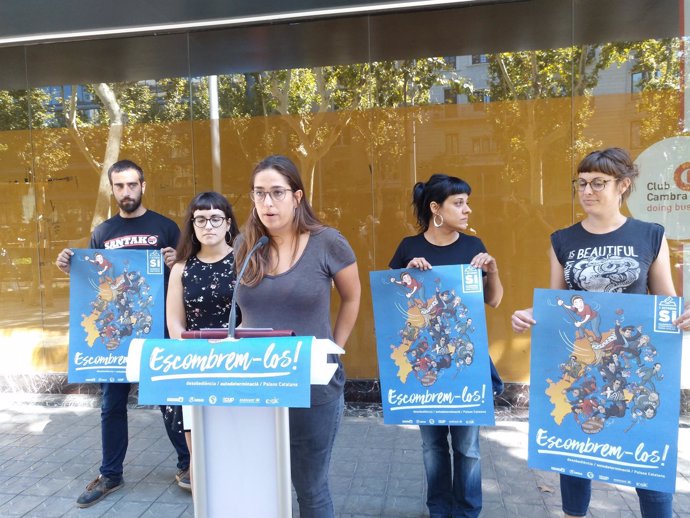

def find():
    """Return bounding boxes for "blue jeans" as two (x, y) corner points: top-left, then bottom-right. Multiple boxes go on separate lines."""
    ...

(560, 474), (673, 518)
(420, 425), (481, 518)
(575, 314), (601, 340)
(289, 395), (344, 518)
(99, 383), (130, 481)
(99, 383), (190, 481)
(160, 405), (190, 471)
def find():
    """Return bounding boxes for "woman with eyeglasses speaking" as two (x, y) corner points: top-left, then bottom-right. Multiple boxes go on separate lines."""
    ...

(234, 155), (361, 518)
(511, 148), (690, 518)
(166, 191), (240, 491)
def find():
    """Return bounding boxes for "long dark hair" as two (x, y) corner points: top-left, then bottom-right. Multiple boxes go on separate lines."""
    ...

(235, 155), (323, 287)
(176, 191), (239, 264)
(412, 174), (472, 231)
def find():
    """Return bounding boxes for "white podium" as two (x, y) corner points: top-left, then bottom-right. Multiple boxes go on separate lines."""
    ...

(127, 336), (343, 518)
(190, 405), (291, 518)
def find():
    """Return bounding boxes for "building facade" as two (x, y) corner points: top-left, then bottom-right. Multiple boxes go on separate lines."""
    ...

(0, 0), (688, 401)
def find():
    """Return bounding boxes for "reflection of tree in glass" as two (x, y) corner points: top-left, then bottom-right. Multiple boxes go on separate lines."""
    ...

(609, 38), (681, 147)
(64, 79), (198, 229)
(0, 88), (71, 180)
(1, 79), (200, 233)
(482, 39), (680, 199)
(210, 60), (468, 204)
(485, 46), (601, 195)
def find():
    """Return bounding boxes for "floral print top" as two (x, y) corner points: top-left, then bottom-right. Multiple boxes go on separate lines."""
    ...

(182, 252), (237, 329)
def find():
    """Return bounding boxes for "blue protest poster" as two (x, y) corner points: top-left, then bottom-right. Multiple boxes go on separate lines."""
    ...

(369, 265), (495, 426)
(528, 288), (684, 493)
(135, 336), (312, 408)
(68, 249), (165, 383)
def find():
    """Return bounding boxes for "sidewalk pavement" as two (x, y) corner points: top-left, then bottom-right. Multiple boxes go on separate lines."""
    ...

(0, 401), (688, 518)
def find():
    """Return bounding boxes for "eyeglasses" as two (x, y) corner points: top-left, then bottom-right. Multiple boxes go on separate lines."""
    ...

(249, 188), (293, 202)
(192, 215), (226, 228)
(572, 178), (613, 192)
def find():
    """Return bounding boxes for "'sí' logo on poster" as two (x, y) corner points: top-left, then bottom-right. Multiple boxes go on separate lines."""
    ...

(654, 296), (682, 334)
(147, 250), (163, 275)
(461, 265), (482, 293)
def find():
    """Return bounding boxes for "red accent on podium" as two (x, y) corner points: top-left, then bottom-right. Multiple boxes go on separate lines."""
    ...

(181, 328), (295, 339)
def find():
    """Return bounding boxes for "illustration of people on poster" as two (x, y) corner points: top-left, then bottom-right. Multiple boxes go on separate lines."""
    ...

(528, 288), (684, 493)
(68, 249), (165, 383)
(370, 264), (495, 426)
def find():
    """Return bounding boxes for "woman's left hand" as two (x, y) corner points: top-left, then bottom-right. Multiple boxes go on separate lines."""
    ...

(470, 252), (498, 274)
(673, 301), (690, 331)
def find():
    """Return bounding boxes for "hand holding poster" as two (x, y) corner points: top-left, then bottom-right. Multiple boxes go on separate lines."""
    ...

(370, 264), (495, 426)
(528, 288), (684, 493)
(68, 249), (165, 383)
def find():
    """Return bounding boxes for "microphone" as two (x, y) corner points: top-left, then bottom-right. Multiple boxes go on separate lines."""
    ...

(227, 235), (269, 338)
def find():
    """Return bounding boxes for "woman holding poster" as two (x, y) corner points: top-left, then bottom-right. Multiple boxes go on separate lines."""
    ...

(166, 191), (240, 490)
(512, 147), (690, 518)
(234, 155), (360, 518)
(390, 174), (503, 518)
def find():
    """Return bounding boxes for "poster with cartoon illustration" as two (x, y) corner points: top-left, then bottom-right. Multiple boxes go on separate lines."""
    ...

(370, 264), (495, 426)
(68, 249), (165, 383)
(528, 288), (684, 493)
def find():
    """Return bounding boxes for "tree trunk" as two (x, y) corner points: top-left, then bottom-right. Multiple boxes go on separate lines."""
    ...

(90, 83), (123, 231)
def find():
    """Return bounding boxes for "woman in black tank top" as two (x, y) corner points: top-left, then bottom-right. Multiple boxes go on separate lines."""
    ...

(511, 148), (690, 518)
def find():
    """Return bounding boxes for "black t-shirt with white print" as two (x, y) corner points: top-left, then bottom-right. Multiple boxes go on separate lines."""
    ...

(550, 218), (664, 295)
(89, 210), (180, 251)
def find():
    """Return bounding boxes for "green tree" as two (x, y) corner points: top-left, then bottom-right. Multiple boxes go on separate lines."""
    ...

(485, 46), (605, 201)
(484, 38), (682, 202)
(64, 78), (197, 229)
(603, 38), (682, 146)
(214, 59), (467, 203)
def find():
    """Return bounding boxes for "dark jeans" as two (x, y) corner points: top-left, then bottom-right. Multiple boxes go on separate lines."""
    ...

(420, 425), (482, 518)
(289, 395), (344, 518)
(98, 383), (190, 481)
(160, 404), (190, 470)
(560, 474), (673, 518)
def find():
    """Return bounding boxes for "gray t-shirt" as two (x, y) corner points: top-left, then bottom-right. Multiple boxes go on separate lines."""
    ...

(236, 227), (356, 405)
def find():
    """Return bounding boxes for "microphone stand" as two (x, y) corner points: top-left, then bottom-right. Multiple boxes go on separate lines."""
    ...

(228, 235), (269, 338)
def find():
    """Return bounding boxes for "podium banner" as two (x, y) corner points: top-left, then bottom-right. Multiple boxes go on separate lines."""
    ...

(134, 336), (312, 407)
(68, 249), (165, 383)
(528, 289), (683, 493)
(370, 264), (495, 426)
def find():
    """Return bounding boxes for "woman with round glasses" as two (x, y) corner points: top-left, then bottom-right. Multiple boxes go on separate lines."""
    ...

(166, 191), (240, 490)
(235, 155), (361, 518)
(512, 147), (690, 518)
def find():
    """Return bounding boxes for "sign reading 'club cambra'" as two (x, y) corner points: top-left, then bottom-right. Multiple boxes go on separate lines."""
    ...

(628, 136), (690, 240)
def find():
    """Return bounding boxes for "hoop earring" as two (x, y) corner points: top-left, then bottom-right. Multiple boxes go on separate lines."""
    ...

(433, 213), (444, 228)
(225, 231), (232, 245)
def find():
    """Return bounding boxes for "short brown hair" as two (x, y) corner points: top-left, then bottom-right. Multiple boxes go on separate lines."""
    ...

(577, 148), (639, 201)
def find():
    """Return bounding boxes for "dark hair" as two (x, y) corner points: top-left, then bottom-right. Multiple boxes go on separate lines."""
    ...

(577, 147), (639, 201)
(107, 159), (145, 184)
(642, 405), (656, 418)
(176, 191), (239, 264)
(412, 174), (472, 231)
(236, 155), (324, 287)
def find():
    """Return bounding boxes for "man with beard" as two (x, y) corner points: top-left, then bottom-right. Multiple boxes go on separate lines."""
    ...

(55, 160), (190, 507)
